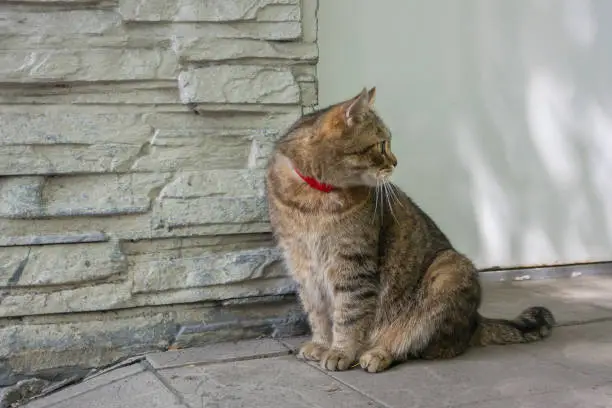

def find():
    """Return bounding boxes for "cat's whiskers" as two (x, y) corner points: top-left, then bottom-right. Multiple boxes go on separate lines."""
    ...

(383, 182), (399, 224)
(388, 183), (405, 209)
(372, 179), (380, 225)
(378, 181), (385, 221)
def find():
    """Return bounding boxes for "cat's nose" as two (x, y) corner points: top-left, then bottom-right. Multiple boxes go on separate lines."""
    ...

(390, 156), (398, 167)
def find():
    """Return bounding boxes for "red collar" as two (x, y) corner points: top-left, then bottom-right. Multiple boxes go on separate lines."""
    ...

(294, 169), (335, 193)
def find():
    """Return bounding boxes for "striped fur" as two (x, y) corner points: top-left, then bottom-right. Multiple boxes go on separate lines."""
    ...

(266, 88), (554, 373)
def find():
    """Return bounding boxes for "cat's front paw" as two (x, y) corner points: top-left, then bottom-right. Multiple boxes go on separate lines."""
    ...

(359, 347), (393, 373)
(320, 348), (356, 371)
(297, 341), (329, 362)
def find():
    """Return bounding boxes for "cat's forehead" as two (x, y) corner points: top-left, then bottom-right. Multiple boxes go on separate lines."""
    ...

(362, 110), (392, 140)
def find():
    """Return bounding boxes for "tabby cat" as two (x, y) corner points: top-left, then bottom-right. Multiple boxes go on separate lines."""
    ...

(266, 87), (555, 373)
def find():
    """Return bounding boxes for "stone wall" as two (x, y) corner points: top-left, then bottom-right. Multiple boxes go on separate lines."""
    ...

(0, 0), (317, 386)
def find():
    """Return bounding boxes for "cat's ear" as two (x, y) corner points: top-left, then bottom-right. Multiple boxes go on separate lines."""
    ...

(320, 87), (375, 135)
(343, 87), (371, 126)
(367, 87), (376, 106)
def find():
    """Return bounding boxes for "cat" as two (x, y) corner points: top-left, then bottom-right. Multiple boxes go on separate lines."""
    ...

(265, 87), (555, 373)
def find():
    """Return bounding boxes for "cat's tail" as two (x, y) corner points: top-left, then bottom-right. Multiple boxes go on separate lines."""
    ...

(471, 306), (555, 346)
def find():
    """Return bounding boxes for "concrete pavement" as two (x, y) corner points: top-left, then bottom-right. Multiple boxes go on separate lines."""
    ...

(16, 275), (612, 407)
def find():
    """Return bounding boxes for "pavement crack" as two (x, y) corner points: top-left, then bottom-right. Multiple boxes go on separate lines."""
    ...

(141, 360), (191, 408)
(296, 360), (392, 408)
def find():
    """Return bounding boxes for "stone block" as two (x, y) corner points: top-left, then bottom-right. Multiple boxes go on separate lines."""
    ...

(0, 10), (121, 35)
(0, 144), (145, 176)
(170, 21), (302, 41)
(121, 235), (238, 256)
(122, 234), (277, 261)
(0, 110), (158, 173)
(0, 282), (133, 317)
(129, 129), (255, 173)
(119, 0), (300, 22)
(145, 109), (301, 135)
(3, 0), (110, 3)
(0, 232), (108, 247)
(175, 38), (317, 62)
(171, 304), (306, 348)
(134, 276), (297, 307)
(248, 131), (282, 169)
(0, 23), (301, 54)
(160, 169), (266, 198)
(0, 81), (181, 105)
(131, 246), (285, 293)
(0, 173), (171, 219)
(0, 213), (273, 249)
(0, 313), (169, 386)
(291, 64), (317, 82)
(0, 241), (126, 287)
(0, 112), (153, 146)
(122, 233), (274, 259)
(153, 169), (269, 229)
(301, 0), (318, 42)
(178, 65), (300, 104)
(0, 49), (177, 83)
(257, 3), (299, 22)
(0, 275), (297, 316)
(155, 196), (268, 230)
(43, 173), (172, 217)
(0, 177), (44, 218)
(299, 80), (318, 106)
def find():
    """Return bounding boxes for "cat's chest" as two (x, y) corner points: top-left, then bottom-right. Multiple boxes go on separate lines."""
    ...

(279, 216), (337, 265)
(293, 225), (332, 257)
(284, 232), (335, 284)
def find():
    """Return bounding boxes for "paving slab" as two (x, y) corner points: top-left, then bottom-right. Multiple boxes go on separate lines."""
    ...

(522, 275), (612, 311)
(24, 364), (144, 408)
(279, 335), (309, 352)
(323, 342), (608, 408)
(158, 356), (380, 408)
(511, 321), (612, 381)
(462, 382), (612, 408)
(480, 277), (612, 325)
(25, 370), (184, 408)
(147, 338), (290, 370)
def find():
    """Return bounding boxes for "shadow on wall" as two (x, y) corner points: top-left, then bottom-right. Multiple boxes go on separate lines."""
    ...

(319, 0), (612, 268)
(452, 0), (612, 267)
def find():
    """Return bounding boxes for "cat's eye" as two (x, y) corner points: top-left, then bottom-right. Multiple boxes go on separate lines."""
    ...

(379, 141), (387, 154)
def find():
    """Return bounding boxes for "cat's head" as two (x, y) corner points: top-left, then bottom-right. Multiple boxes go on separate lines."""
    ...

(280, 87), (397, 188)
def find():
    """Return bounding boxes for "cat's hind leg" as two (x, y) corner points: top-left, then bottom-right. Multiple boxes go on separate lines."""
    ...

(361, 250), (480, 372)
